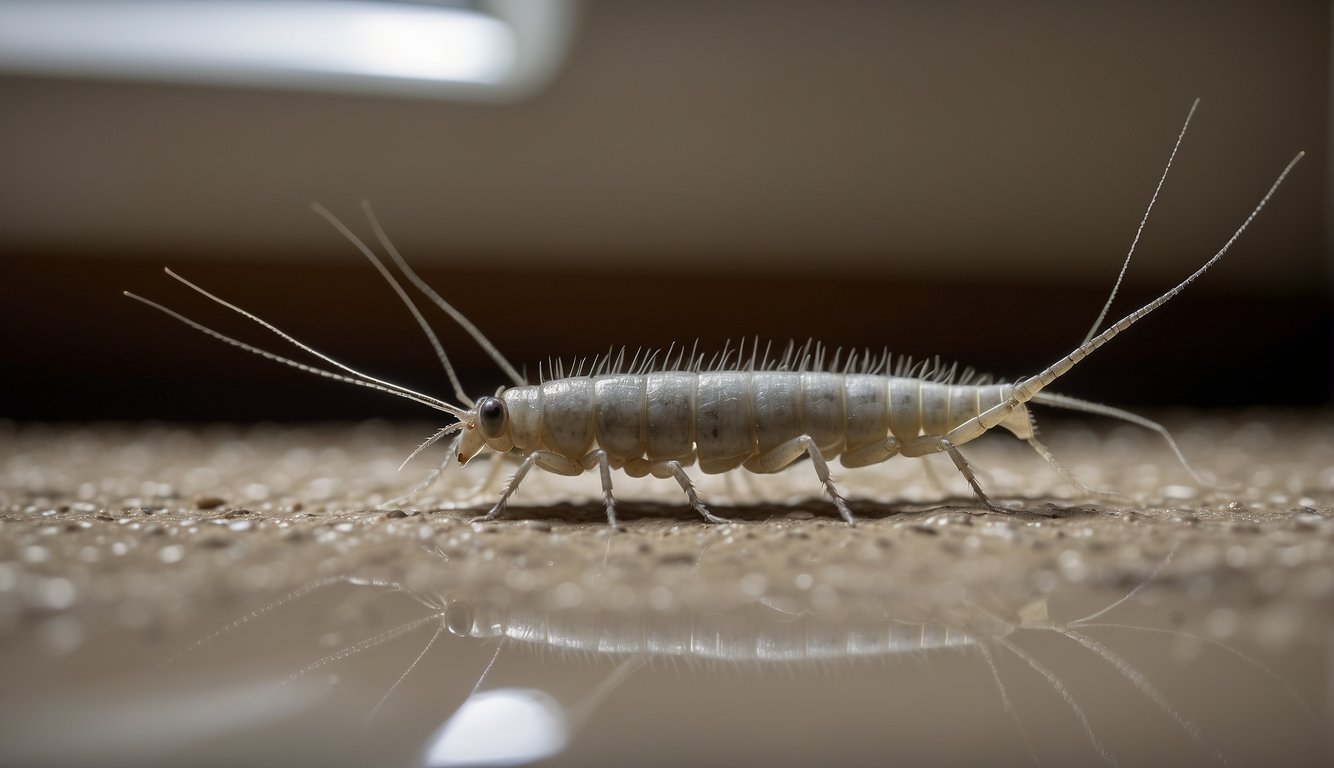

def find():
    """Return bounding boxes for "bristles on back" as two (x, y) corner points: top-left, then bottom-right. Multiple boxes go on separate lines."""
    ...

(533, 338), (996, 386)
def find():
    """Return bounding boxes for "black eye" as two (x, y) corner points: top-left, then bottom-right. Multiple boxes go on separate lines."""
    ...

(477, 397), (507, 438)
(444, 598), (473, 637)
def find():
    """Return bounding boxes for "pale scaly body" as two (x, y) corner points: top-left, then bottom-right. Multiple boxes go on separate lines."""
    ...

(464, 361), (1038, 524)
(124, 101), (1305, 525)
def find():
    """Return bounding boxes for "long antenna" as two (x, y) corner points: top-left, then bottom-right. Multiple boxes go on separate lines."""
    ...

(360, 201), (527, 388)
(124, 289), (465, 417)
(310, 203), (476, 407)
(1011, 150), (1304, 405)
(1081, 98), (1200, 346)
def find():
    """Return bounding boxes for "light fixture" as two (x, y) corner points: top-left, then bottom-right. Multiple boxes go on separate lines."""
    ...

(0, 0), (578, 100)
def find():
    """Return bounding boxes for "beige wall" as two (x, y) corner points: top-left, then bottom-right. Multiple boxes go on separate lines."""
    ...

(1, 1), (1326, 288)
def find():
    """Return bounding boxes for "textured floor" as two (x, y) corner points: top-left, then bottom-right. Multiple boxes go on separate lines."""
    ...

(1, 412), (1332, 767)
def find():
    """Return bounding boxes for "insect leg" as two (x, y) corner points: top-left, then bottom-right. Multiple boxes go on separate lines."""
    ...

(581, 449), (618, 526)
(402, 450), (506, 509)
(480, 452), (537, 521)
(382, 430), (464, 509)
(649, 460), (729, 524)
(901, 436), (1008, 514)
(479, 451), (585, 521)
(747, 436), (855, 523)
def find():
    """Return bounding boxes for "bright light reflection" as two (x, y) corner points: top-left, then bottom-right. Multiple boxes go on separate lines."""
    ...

(0, 1), (516, 84)
(421, 688), (569, 767)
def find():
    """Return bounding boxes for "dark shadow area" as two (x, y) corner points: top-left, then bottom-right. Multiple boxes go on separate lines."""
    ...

(5, 253), (1330, 421)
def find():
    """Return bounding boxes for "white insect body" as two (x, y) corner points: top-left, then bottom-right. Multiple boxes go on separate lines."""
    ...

(126, 103), (1303, 525)
(463, 357), (1043, 524)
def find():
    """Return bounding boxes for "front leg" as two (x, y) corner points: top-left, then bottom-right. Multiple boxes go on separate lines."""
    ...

(480, 450), (581, 521)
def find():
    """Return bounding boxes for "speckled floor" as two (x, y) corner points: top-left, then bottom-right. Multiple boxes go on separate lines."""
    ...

(1, 412), (1332, 767)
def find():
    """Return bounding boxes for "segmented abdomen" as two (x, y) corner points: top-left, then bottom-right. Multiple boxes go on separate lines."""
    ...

(502, 372), (1014, 472)
(504, 370), (1013, 472)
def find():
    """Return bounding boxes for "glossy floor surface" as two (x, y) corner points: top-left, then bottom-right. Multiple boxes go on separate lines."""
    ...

(2, 413), (1331, 767)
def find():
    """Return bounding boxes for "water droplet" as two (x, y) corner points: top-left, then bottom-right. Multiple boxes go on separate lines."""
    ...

(1057, 549), (1089, 582)
(35, 577), (77, 610)
(1162, 485), (1196, 500)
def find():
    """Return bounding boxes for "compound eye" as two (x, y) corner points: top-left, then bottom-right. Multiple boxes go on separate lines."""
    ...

(476, 397), (507, 439)
(443, 598), (474, 637)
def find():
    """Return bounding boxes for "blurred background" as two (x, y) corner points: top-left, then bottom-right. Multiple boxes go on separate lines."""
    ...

(1, 0), (1329, 422)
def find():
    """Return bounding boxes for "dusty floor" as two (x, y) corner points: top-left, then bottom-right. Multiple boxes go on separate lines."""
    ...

(1, 411), (1332, 767)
